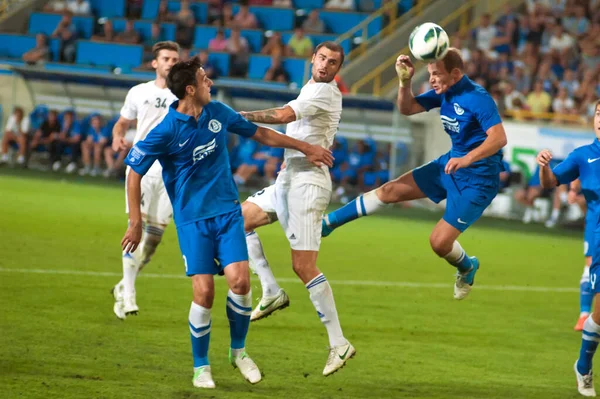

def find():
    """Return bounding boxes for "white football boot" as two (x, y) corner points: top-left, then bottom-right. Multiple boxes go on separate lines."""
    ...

(123, 294), (139, 316)
(111, 282), (126, 320)
(250, 289), (289, 322)
(575, 360), (597, 397)
(454, 257), (480, 300)
(192, 366), (216, 389)
(323, 341), (356, 376)
(230, 349), (261, 384)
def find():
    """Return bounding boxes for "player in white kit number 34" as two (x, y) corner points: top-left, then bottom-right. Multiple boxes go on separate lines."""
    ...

(110, 41), (180, 319)
(240, 41), (355, 376)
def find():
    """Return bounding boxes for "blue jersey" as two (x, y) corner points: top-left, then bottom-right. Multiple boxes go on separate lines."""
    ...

(125, 101), (258, 226)
(415, 75), (503, 176)
(553, 139), (600, 216)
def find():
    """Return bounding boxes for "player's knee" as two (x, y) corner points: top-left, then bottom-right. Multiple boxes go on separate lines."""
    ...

(140, 223), (165, 264)
(376, 183), (396, 204)
(228, 272), (250, 295)
(192, 286), (215, 308)
(241, 201), (269, 232)
(429, 234), (453, 257)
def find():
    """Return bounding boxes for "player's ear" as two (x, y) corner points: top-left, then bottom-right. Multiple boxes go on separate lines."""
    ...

(151, 59), (158, 70)
(311, 52), (316, 64)
(185, 84), (194, 97)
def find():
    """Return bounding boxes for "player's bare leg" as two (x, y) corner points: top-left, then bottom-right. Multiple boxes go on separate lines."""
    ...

(292, 249), (355, 376)
(430, 219), (479, 300)
(322, 171), (426, 236)
(0, 132), (17, 164)
(575, 293), (600, 397)
(242, 201), (289, 321)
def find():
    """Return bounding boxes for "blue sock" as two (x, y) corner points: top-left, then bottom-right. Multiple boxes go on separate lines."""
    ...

(325, 190), (384, 229)
(226, 290), (252, 349)
(189, 302), (211, 369)
(581, 268), (593, 314)
(578, 316), (600, 375)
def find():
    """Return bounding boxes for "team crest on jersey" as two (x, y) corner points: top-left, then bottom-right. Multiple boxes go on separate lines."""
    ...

(453, 103), (465, 115)
(193, 139), (217, 163)
(128, 146), (146, 165)
(208, 119), (222, 133)
(440, 115), (460, 133)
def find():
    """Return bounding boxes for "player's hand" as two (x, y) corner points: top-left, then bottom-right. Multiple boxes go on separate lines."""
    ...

(445, 157), (471, 174)
(536, 149), (553, 167)
(112, 136), (129, 152)
(305, 144), (334, 168)
(121, 222), (142, 253)
(395, 55), (415, 84)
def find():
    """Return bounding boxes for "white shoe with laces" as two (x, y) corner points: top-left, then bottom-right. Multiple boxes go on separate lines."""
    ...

(123, 294), (139, 316)
(323, 340), (356, 376)
(111, 282), (126, 320)
(250, 289), (290, 322)
(192, 366), (216, 389)
(229, 349), (261, 384)
(575, 360), (597, 397)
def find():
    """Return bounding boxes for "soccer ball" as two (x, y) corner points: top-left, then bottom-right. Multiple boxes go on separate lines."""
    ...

(408, 23), (450, 62)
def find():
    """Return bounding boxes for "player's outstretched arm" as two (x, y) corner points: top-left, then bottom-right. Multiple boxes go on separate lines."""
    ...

(396, 55), (426, 116)
(240, 106), (297, 124)
(537, 149), (558, 188)
(252, 126), (333, 167)
(112, 116), (134, 151)
(122, 170), (143, 253)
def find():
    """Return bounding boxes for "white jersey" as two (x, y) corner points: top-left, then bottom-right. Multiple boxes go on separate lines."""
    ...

(120, 80), (177, 177)
(284, 79), (342, 188)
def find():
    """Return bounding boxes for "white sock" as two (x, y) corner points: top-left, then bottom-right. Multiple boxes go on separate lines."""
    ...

(361, 189), (387, 215)
(122, 250), (139, 298)
(16, 155), (24, 164)
(1, 153), (8, 162)
(246, 231), (280, 297)
(443, 241), (465, 263)
(550, 208), (560, 220)
(189, 301), (212, 371)
(306, 273), (346, 347)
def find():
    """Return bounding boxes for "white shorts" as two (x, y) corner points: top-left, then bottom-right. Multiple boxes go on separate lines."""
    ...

(125, 173), (173, 226)
(247, 168), (331, 251)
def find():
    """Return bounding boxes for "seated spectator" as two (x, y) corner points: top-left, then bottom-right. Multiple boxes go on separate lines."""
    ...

(261, 32), (285, 57)
(91, 20), (116, 42)
(174, 0), (196, 48)
(452, 33), (471, 62)
(209, 29), (228, 51)
(213, 2), (235, 27)
(361, 145), (389, 191)
(103, 121), (134, 178)
(0, 107), (30, 166)
(549, 23), (574, 55)
(22, 33), (50, 65)
(264, 55), (289, 83)
(560, 68), (580, 97)
(331, 140), (375, 194)
(52, 10), (78, 63)
(49, 110), (81, 173)
(563, 5), (590, 38)
(197, 50), (218, 79)
(324, 0), (355, 11)
(127, 0), (143, 19)
(514, 166), (546, 224)
(117, 20), (141, 44)
(499, 158), (512, 191)
(513, 62), (532, 95)
(68, 0), (91, 15)
(472, 13), (497, 53)
(80, 115), (109, 177)
(233, 5), (258, 29)
(207, 0), (224, 24)
(552, 86), (576, 122)
(233, 146), (283, 186)
(545, 183), (568, 228)
(249, 0), (272, 5)
(303, 10), (326, 34)
(143, 23), (162, 62)
(272, 0), (292, 6)
(44, 0), (68, 12)
(229, 137), (258, 172)
(30, 109), (61, 157)
(286, 27), (313, 58)
(503, 80), (527, 114)
(226, 28), (250, 77)
(526, 80), (552, 114)
(157, 0), (172, 22)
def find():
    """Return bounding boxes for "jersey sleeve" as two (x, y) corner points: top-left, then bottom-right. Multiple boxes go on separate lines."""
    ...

(415, 89), (442, 111)
(120, 86), (139, 120)
(287, 84), (336, 119)
(474, 92), (503, 132)
(552, 151), (580, 185)
(124, 122), (171, 176)
(218, 102), (258, 138)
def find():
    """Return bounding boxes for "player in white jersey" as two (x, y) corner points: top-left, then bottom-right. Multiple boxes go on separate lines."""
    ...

(240, 42), (355, 376)
(110, 41), (180, 319)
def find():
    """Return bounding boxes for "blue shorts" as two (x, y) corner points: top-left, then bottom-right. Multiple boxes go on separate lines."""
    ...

(176, 209), (248, 276)
(585, 211), (600, 257)
(412, 153), (499, 232)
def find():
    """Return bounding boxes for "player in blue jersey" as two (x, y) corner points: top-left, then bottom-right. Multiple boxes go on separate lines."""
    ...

(536, 101), (600, 397)
(120, 58), (334, 389)
(321, 48), (507, 300)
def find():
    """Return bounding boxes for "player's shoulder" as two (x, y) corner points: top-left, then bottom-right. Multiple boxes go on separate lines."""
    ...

(206, 100), (235, 115)
(307, 81), (340, 96)
(128, 80), (155, 94)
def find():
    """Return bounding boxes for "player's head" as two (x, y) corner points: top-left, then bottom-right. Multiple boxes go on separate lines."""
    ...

(167, 57), (213, 105)
(152, 41), (180, 80)
(426, 48), (464, 94)
(311, 41), (344, 83)
(13, 106), (23, 119)
(90, 115), (102, 130)
(595, 100), (600, 139)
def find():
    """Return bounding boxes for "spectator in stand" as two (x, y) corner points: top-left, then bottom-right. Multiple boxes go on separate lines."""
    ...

(273, 0), (292, 6)
(103, 121), (132, 178)
(575, 69), (597, 102)
(207, 0), (224, 24)
(22, 33), (50, 65)
(263, 55), (289, 83)
(335, 75), (349, 94)
(0, 107), (30, 166)
(503, 80), (527, 115)
(553, 86), (576, 115)
(144, 23), (162, 53)
(513, 62), (532, 95)
(226, 28), (250, 77)
(174, 0), (196, 49)
(233, 146), (284, 186)
(233, 5), (258, 29)
(580, 38), (600, 71)
(44, 0), (68, 12)
(213, 2), (234, 27)
(537, 60), (558, 93)
(91, 20), (116, 42)
(560, 68), (580, 97)
(514, 165), (548, 224)
(324, 0), (355, 11)
(303, 10), (326, 34)
(472, 13), (497, 53)
(261, 32), (285, 57)
(361, 145), (390, 191)
(526, 80), (552, 114)
(127, 0), (143, 19)
(208, 29), (228, 51)
(331, 140), (375, 195)
(157, 0), (172, 22)
(564, 5), (590, 38)
(49, 110), (81, 173)
(249, 0), (272, 5)
(286, 27), (313, 57)
(68, 0), (90, 15)
(549, 22), (575, 56)
(197, 50), (217, 79)
(117, 19), (141, 44)
(30, 109), (61, 157)
(52, 10), (77, 63)
(79, 115), (109, 177)
(451, 34), (471, 62)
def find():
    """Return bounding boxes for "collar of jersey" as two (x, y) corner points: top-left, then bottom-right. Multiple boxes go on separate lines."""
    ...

(594, 138), (600, 149)
(169, 100), (204, 123)
(447, 75), (469, 96)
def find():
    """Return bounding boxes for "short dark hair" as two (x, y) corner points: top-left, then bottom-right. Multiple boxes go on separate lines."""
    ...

(595, 99), (600, 113)
(314, 41), (345, 65)
(13, 106), (23, 116)
(152, 41), (180, 60)
(167, 57), (203, 99)
(440, 48), (464, 73)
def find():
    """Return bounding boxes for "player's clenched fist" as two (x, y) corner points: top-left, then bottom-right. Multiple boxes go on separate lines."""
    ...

(395, 55), (414, 84)
(536, 149), (553, 166)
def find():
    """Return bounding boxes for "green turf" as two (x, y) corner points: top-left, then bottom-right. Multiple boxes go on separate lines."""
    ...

(0, 172), (590, 398)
